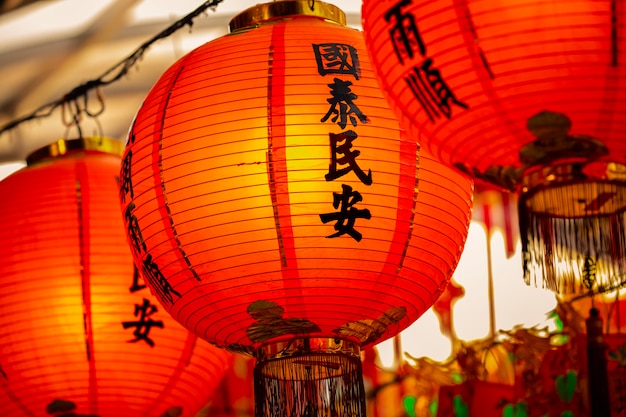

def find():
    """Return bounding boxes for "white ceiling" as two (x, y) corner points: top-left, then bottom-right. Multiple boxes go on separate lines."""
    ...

(0, 0), (362, 166)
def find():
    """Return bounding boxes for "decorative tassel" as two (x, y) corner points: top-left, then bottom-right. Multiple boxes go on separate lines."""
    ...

(518, 164), (626, 296)
(586, 307), (611, 417)
(254, 338), (366, 417)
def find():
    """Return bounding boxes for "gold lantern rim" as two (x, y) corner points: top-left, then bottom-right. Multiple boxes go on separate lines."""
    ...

(26, 137), (123, 166)
(519, 161), (626, 217)
(255, 337), (361, 362)
(229, 0), (346, 33)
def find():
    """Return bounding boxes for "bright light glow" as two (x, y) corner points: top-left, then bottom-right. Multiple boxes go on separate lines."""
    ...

(376, 309), (453, 369)
(375, 338), (396, 369)
(0, 162), (25, 181)
(376, 220), (557, 367)
(490, 230), (557, 331)
(453, 222), (492, 342)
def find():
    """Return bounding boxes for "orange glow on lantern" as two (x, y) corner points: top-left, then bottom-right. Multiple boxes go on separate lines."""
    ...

(0, 138), (230, 417)
(362, 0), (626, 296)
(119, 2), (473, 416)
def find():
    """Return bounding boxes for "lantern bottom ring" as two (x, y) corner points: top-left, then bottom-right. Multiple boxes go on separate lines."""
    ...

(253, 337), (366, 417)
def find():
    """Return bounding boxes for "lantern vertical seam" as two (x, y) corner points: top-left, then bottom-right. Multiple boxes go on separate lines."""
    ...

(396, 150), (420, 275)
(455, 0), (494, 79)
(267, 44), (289, 269)
(598, 1), (621, 138)
(154, 62), (202, 283)
(75, 160), (98, 415)
(611, 0), (618, 67)
(266, 21), (305, 315)
(443, 0), (524, 164)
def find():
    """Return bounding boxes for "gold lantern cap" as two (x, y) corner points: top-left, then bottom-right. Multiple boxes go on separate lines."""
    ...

(229, 0), (346, 32)
(26, 137), (123, 166)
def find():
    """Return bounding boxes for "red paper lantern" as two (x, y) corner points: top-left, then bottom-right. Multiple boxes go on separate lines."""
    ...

(362, 0), (626, 296)
(119, 1), (473, 415)
(0, 138), (231, 417)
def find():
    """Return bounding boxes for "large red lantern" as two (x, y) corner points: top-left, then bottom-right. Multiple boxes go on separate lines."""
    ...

(119, 2), (473, 416)
(362, 0), (626, 296)
(0, 138), (231, 417)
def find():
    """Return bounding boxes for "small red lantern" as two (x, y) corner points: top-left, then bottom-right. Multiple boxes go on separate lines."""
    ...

(0, 138), (231, 417)
(362, 0), (626, 296)
(119, 1), (473, 416)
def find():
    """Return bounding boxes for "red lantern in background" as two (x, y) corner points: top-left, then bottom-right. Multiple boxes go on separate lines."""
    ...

(0, 138), (231, 417)
(119, 1), (473, 416)
(362, 0), (626, 297)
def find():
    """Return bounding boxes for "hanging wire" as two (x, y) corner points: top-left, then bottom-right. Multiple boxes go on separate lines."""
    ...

(0, 0), (224, 137)
(61, 98), (83, 140)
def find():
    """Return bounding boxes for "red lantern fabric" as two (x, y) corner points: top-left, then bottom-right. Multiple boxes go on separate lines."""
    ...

(0, 138), (231, 417)
(362, 0), (626, 296)
(120, 1), (472, 415)
(121, 0), (471, 357)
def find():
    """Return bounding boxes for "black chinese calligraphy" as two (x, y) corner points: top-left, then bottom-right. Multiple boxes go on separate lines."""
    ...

(124, 203), (146, 255)
(127, 126), (136, 145)
(129, 265), (147, 293)
(141, 254), (181, 305)
(313, 43), (360, 79)
(122, 298), (164, 348)
(319, 184), (372, 241)
(119, 149), (133, 203)
(315, 41), (372, 241)
(321, 78), (368, 129)
(405, 58), (468, 123)
(325, 130), (372, 185)
(384, 0), (469, 123)
(384, 0), (425, 63)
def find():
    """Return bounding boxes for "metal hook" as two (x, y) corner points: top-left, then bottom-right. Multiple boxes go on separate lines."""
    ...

(90, 116), (104, 142)
(61, 99), (84, 139)
(84, 86), (106, 118)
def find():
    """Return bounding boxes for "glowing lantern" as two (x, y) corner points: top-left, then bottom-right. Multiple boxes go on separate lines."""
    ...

(0, 138), (231, 417)
(119, 1), (473, 416)
(362, 0), (626, 296)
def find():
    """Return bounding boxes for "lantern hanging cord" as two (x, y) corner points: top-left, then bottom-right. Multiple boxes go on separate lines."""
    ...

(0, 0), (224, 137)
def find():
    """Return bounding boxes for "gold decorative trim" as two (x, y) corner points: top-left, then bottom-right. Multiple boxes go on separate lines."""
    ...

(26, 137), (123, 166)
(229, 0), (346, 33)
(333, 306), (406, 345)
(255, 337), (360, 362)
(519, 161), (626, 217)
